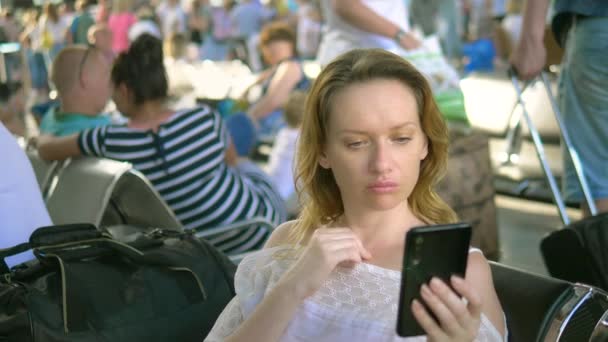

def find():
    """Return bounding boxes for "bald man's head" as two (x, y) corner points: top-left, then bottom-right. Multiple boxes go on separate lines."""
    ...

(51, 46), (107, 96)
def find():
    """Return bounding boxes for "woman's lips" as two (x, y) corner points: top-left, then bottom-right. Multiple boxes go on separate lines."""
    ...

(367, 181), (398, 193)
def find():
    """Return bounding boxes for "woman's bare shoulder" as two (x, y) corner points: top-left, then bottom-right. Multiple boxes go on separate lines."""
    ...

(264, 220), (300, 248)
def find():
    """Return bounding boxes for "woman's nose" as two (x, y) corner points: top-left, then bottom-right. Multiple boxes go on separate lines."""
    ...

(369, 142), (392, 174)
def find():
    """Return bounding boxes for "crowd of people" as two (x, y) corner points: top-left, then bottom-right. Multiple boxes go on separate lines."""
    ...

(0, 0), (606, 340)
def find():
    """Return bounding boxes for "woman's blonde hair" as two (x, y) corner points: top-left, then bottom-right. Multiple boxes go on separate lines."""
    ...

(291, 48), (457, 243)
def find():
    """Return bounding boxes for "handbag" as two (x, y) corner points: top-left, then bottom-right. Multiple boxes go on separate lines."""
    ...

(0, 224), (236, 342)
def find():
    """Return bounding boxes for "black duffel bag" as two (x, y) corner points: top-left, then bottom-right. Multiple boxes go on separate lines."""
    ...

(0, 224), (236, 342)
(541, 212), (608, 291)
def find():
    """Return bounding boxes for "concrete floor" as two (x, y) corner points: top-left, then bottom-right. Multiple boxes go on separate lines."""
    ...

(495, 194), (582, 276)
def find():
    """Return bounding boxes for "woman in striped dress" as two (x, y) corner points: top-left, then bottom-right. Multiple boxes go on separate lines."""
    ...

(37, 34), (286, 254)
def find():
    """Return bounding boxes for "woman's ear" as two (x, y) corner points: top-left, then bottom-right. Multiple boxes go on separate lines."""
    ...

(318, 151), (330, 169)
(420, 135), (429, 161)
(119, 83), (132, 102)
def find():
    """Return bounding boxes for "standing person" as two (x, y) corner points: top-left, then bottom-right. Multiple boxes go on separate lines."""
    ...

(37, 35), (287, 255)
(295, 0), (322, 59)
(0, 122), (52, 268)
(205, 48), (506, 341)
(187, 0), (211, 46)
(88, 23), (115, 58)
(0, 10), (21, 43)
(230, 0), (272, 40)
(67, 0), (95, 45)
(108, 0), (137, 53)
(510, 0), (608, 217)
(156, 0), (188, 38)
(21, 9), (50, 100)
(128, 5), (162, 43)
(316, 0), (420, 66)
(39, 3), (69, 61)
(96, 0), (111, 23)
(201, 0), (235, 61)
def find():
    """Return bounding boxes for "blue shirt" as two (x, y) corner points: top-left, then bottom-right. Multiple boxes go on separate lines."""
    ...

(40, 105), (111, 136)
(552, 0), (608, 45)
(230, 3), (273, 38)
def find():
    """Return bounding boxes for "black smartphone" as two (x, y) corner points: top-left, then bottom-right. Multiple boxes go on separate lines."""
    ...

(396, 223), (472, 337)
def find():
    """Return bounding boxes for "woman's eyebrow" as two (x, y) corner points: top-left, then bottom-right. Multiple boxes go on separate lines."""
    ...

(339, 122), (418, 134)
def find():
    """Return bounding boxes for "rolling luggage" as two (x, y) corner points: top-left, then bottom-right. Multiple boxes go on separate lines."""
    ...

(508, 69), (608, 290)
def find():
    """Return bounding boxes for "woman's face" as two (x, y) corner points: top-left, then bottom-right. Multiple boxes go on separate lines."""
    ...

(319, 79), (428, 212)
(261, 40), (293, 66)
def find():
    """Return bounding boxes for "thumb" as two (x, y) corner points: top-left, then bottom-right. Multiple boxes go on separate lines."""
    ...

(360, 245), (372, 260)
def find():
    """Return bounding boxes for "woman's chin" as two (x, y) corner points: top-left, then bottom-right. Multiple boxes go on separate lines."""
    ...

(364, 195), (407, 211)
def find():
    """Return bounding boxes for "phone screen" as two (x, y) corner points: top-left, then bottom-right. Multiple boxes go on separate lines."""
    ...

(396, 223), (472, 337)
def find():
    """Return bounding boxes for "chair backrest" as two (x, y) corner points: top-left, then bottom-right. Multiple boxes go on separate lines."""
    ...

(490, 262), (608, 341)
(100, 169), (182, 230)
(26, 149), (61, 196)
(43, 157), (182, 231)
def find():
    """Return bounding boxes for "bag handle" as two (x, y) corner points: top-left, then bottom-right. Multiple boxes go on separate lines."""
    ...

(0, 224), (102, 274)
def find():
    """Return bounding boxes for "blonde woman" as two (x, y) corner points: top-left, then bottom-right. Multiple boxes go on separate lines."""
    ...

(206, 49), (506, 341)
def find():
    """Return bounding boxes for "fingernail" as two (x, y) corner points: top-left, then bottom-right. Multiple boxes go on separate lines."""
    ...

(451, 276), (464, 285)
(421, 284), (431, 296)
(411, 299), (421, 309)
(431, 277), (442, 289)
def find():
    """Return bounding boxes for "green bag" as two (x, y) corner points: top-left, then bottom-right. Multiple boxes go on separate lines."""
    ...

(0, 224), (236, 342)
(434, 89), (468, 124)
(399, 35), (469, 124)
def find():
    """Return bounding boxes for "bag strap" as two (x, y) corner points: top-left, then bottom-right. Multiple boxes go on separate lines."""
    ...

(0, 242), (32, 274)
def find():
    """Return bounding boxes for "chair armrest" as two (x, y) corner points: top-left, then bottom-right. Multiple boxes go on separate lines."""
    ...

(194, 216), (275, 240)
(489, 262), (572, 341)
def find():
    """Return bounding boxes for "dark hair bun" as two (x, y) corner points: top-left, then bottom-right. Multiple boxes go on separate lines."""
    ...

(111, 34), (168, 105)
(128, 33), (164, 67)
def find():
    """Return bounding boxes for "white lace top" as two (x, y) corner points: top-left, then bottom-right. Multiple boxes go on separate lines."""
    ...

(205, 246), (506, 342)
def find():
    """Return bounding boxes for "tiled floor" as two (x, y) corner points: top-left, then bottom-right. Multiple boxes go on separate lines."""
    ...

(495, 195), (581, 276)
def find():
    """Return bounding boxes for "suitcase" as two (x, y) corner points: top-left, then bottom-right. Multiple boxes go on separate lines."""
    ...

(508, 69), (608, 290)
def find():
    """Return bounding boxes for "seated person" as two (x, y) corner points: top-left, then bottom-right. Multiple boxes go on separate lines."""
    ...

(0, 82), (26, 137)
(0, 123), (52, 268)
(39, 46), (113, 136)
(265, 90), (306, 201)
(87, 23), (115, 60)
(245, 21), (310, 137)
(205, 49), (506, 341)
(37, 34), (287, 255)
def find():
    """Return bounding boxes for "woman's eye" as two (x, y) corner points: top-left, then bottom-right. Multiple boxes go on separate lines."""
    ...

(346, 141), (366, 149)
(394, 137), (412, 144)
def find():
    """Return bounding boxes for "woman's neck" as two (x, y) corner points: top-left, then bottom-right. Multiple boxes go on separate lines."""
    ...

(339, 201), (422, 247)
(128, 100), (172, 130)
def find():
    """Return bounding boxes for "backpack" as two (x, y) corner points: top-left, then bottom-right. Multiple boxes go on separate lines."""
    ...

(0, 224), (236, 342)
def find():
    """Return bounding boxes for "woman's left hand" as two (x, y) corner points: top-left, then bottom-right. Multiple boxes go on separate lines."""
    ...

(412, 276), (482, 342)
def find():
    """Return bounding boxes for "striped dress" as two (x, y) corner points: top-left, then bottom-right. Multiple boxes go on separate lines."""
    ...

(77, 105), (286, 254)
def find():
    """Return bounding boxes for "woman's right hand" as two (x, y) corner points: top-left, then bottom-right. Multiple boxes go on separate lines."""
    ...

(277, 228), (372, 300)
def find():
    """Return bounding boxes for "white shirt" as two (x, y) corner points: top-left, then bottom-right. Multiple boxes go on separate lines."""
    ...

(317, 0), (410, 66)
(265, 127), (299, 200)
(0, 124), (52, 267)
(206, 245), (506, 341)
(156, 2), (187, 37)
